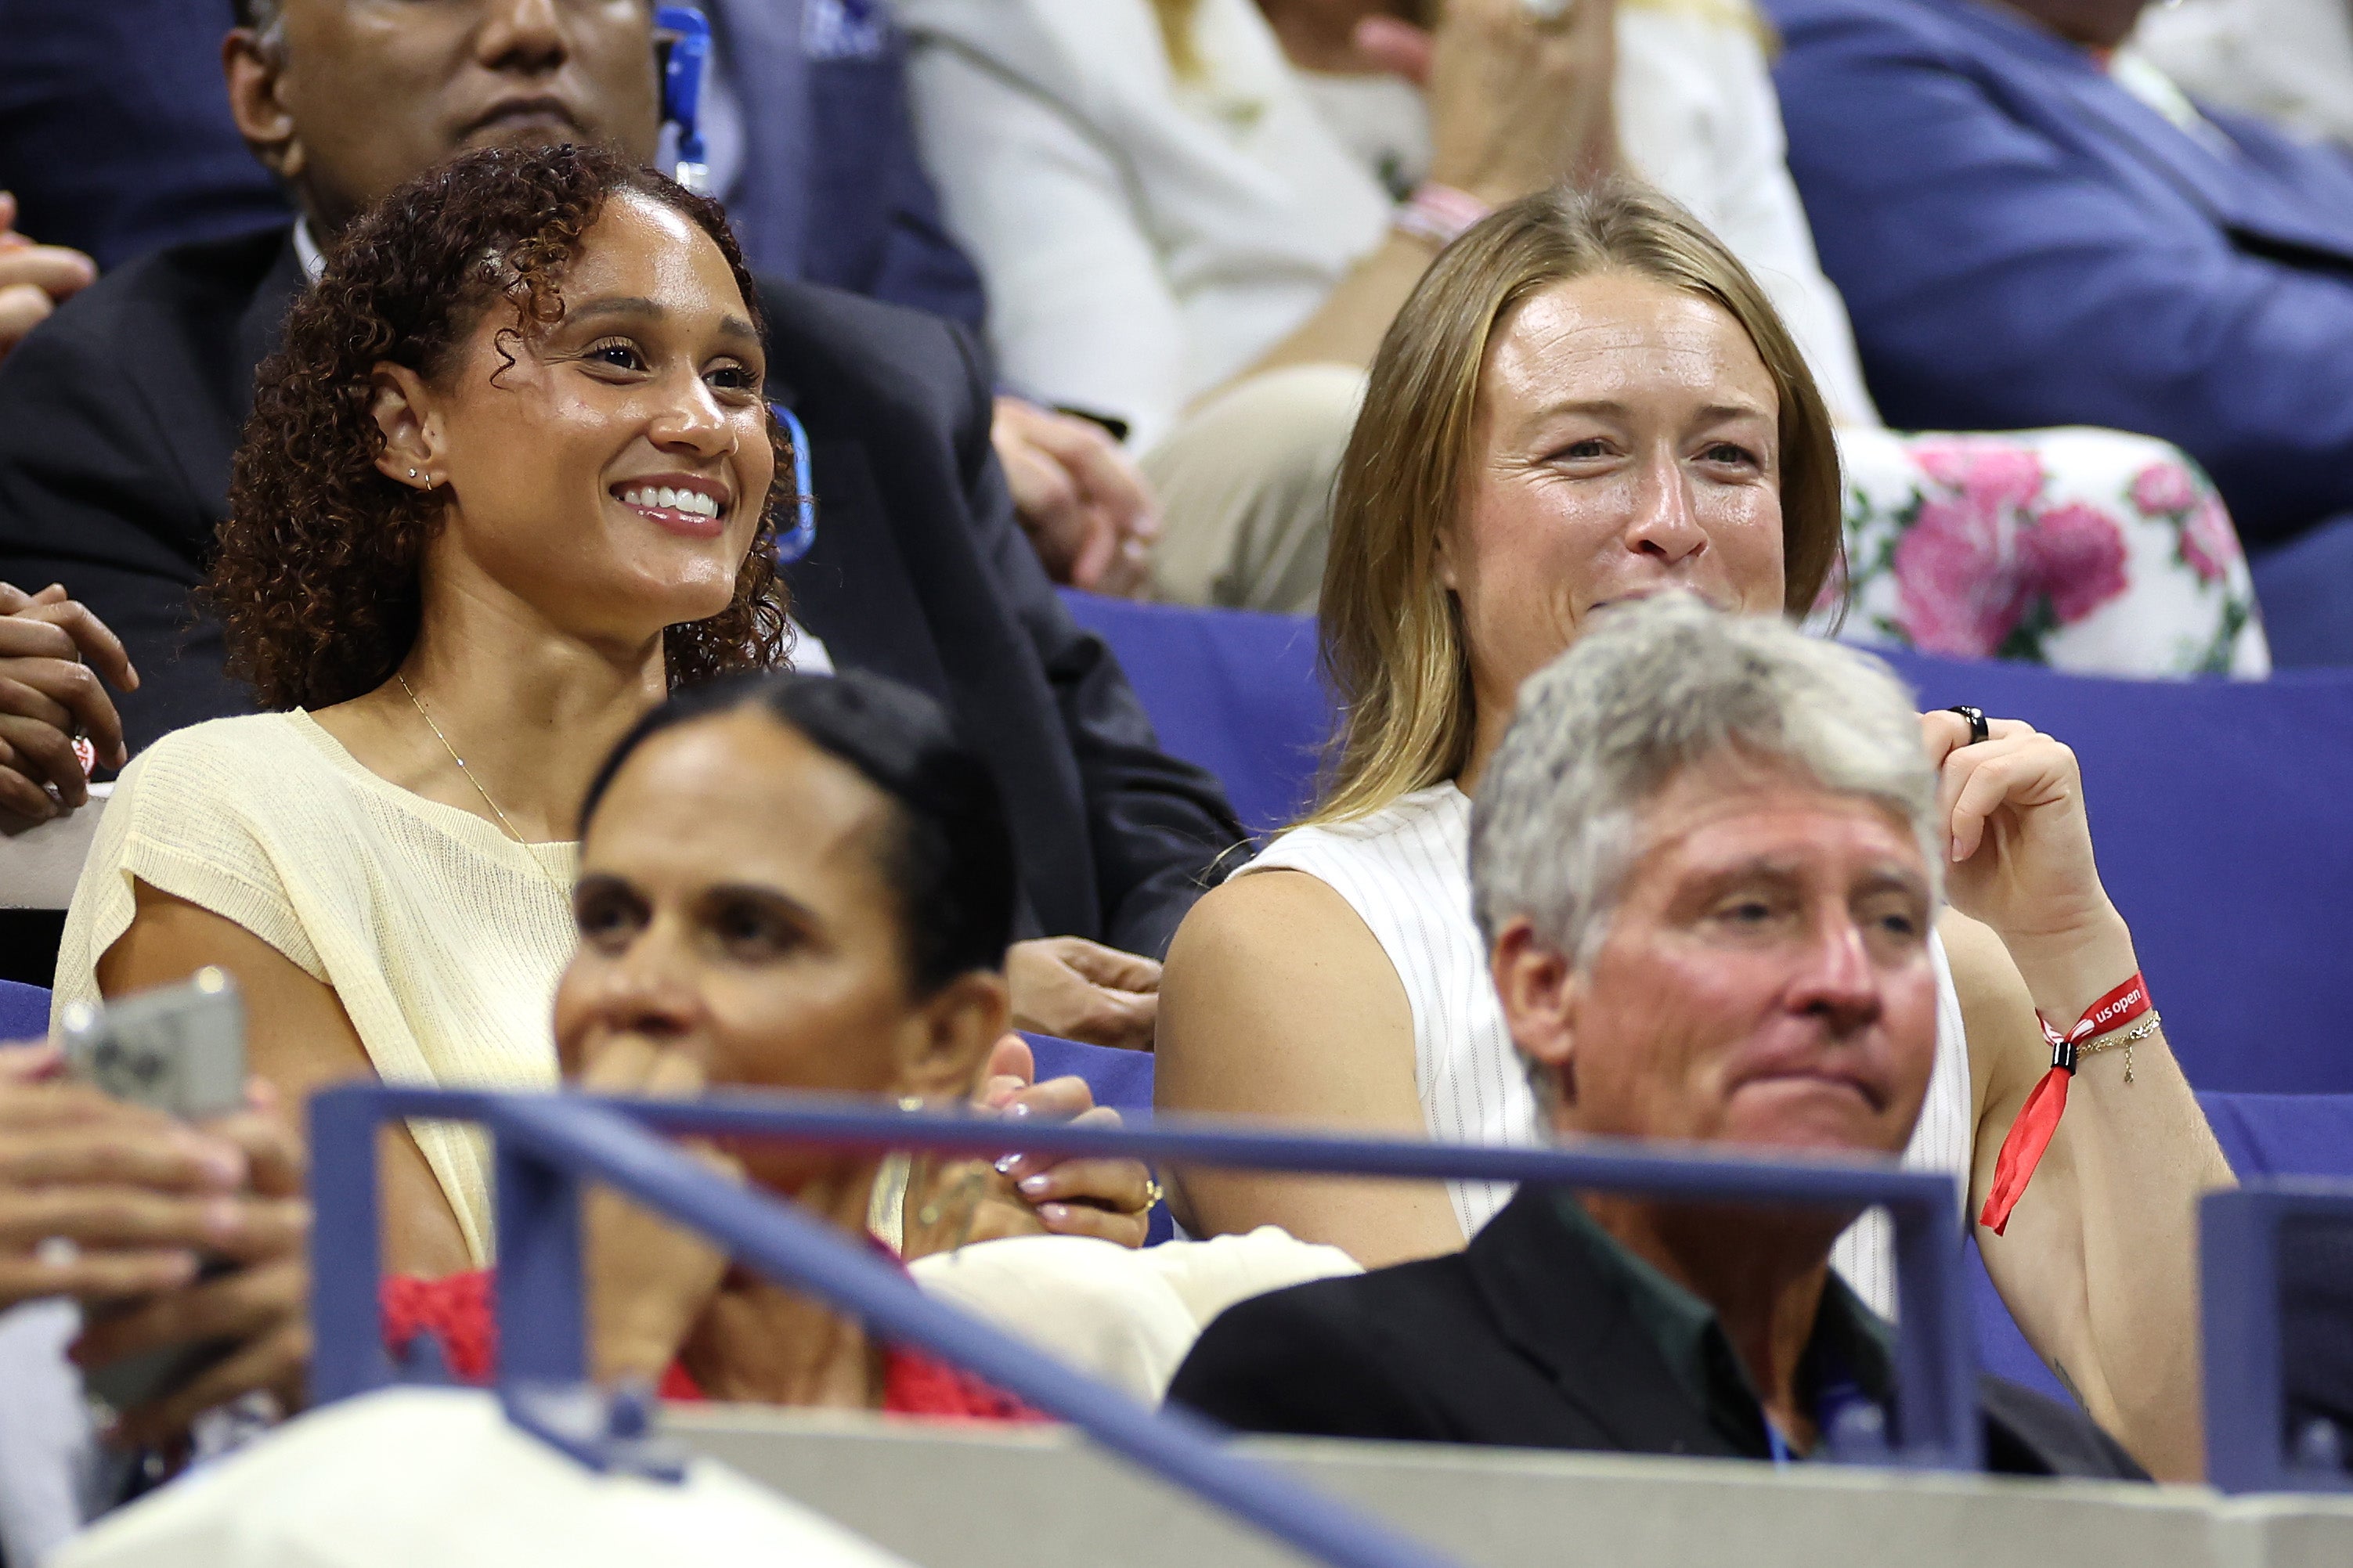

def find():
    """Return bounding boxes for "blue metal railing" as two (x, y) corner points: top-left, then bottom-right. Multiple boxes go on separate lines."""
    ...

(2202, 1178), (2353, 1494)
(310, 1085), (1979, 1568)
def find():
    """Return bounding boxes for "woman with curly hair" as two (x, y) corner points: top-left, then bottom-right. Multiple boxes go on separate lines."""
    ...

(51, 142), (791, 1274)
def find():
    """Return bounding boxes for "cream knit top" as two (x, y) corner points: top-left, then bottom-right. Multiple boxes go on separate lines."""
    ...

(54, 712), (578, 1263)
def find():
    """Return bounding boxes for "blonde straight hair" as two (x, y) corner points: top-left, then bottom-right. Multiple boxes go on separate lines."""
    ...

(1308, 180), (1845, 827)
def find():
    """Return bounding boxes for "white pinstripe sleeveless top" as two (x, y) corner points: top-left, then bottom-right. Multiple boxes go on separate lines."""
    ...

(1239, 781), (1974, 1319)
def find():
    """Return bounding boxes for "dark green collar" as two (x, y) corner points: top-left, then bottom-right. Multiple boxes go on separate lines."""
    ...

(1543, 1190), (1896, 1459)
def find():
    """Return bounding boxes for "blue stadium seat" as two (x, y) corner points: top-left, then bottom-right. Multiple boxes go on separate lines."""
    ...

(0, 979), (49, 1040)
(1064, 590), (2353, 1095)
(1061, 592), (1331, 836)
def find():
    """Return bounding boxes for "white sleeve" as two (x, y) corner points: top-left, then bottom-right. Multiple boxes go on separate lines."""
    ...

(1694, 24), (1882, 427)
(1617, 15), (1882, 428)
(904, 39), (1191, 445)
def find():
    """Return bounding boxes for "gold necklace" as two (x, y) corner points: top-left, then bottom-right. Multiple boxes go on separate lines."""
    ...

(396, 672), (532, 847)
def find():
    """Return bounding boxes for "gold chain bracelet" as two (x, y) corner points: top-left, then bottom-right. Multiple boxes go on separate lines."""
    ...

(2077, 1011), (2161, 1084)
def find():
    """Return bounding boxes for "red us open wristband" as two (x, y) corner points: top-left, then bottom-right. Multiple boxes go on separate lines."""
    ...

(1979, 973), (2152, 1235)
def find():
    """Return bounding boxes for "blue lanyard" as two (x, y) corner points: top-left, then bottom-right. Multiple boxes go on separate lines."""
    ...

(770, 402), (818, 565)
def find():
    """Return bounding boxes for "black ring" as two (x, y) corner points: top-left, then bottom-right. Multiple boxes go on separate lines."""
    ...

(1947, 705), (1990, 746)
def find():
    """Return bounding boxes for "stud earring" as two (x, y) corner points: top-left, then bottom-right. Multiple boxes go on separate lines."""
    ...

(407, 468), (418, 479)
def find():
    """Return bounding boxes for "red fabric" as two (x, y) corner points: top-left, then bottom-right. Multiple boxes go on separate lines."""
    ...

(1978, 1065), (2071, 1236)
(381, 1269), (1041, 1422)
(1982, 972), (2153, 1235)
(382, 1269), (496, 1382)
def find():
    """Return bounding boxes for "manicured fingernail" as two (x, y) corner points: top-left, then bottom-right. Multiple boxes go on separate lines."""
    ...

(182, 1135), (241, 1187)
(1037, 1203), (1070, 1224)
(1005, 1101), (1032, 1119)
(203, 1198), (243, 1240)
(1019, 1175), (1051, 1196)
(994, 1154), (1021, 1174)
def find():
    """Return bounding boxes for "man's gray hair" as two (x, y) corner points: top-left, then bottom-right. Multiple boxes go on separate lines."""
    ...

(234, 0), (287, 51)
(1469, 594), (1940, 965)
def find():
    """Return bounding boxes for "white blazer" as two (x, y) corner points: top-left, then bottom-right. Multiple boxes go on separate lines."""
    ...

(899, 0), (1883, 447)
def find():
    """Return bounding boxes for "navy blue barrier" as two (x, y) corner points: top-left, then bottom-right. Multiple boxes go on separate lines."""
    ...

(1062, 590), (2353, 1095)
(2202, 1179), (2353, 1494)
(310, 1085), (1979, 1568)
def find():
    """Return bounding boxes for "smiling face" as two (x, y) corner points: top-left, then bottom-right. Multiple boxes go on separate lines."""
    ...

(1445, 272), (1788, 746)
(370, 189), (773, 655)
(553, 709), (1005, 1193)
(244, 0), (662, 235)
(1507, 760), (1938, 1159)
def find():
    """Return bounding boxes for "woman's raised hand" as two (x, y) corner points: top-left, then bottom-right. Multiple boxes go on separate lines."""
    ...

(0, 580), (138, 829)
(903, 1036), (1154, 1255)
(1920, 708), (2145, 1022)
(577, 1037), (737, 1386)
(1413, 0), (1619, 206)
(1922, 710), (2116, 942)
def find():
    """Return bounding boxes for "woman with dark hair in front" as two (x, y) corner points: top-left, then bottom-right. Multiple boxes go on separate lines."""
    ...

(379, 667), (1352, 1411)
(50, 669), (1340, 1457)
(52, 143), (1139, 1284)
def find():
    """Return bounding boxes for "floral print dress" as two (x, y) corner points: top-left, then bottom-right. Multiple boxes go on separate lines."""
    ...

(1826, 426), (2270, 676)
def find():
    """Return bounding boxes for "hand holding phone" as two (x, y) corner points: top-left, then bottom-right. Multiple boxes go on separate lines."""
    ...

(59, 970), (252, 1418)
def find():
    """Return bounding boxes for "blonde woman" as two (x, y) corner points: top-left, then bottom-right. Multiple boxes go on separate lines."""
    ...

(901, 0), (2266, 674)
(1153, 182), (2234, 1480)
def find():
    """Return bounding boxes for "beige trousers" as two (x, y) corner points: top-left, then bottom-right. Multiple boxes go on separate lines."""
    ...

(1141, 364), (1370, 617)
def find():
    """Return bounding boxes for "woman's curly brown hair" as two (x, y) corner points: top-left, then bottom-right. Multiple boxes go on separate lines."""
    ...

(210, 142), (791, 709)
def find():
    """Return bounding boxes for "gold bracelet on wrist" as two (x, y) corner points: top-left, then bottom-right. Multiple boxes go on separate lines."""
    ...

(2076, 1011), (2161, 1084)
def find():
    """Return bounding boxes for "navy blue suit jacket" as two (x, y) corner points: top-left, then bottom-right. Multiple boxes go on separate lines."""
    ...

(706, 0), (986, 327)
(0, 0), (286, 269)
(1763, 0), (2353, 546)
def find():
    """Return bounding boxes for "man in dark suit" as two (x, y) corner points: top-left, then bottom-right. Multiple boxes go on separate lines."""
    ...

(1761, 0), (2353, 664)
(0, 0), (1155, 605)
(1171, 598), (2146, 1480)
(0, 0), (1236, 1038)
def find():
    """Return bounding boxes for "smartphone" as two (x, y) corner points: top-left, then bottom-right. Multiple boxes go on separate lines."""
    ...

(59, 968), (246, 1121)
(60, 969), (249, 1418)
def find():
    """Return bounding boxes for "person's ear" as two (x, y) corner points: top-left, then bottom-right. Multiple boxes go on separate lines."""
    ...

(369, 362), (446, 492)
(1490, 918), (1579, 1117)
(223, 28), (304, 185)
(1434, 519), (1461, 593)
(893, 971), (1012, 1104)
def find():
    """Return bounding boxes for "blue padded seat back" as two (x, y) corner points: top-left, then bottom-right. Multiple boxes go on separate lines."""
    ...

(1059, 592), (1330, 837)
(0, 979), (49, 1041)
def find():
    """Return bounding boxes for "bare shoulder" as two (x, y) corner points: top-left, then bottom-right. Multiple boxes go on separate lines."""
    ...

(1158, 869), (1416, 1116)
(100, 881), (369, 1090)
(1168, 867), (1390, 971)
(1163, 869), (1406, 1028)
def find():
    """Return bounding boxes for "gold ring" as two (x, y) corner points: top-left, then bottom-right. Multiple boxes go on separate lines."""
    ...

(1140, 1177), (1166, 1213)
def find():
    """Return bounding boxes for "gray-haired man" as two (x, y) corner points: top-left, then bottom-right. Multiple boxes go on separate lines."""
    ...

(1169, 596), (2142, 1477)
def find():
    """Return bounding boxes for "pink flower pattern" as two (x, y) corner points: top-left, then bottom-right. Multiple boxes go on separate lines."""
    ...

(1834, 430), (2265, 676)
(2131, 462), (2200, 517)
(2180, 496), (2239, 586)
